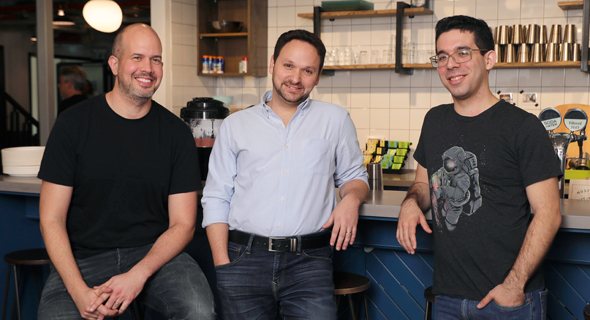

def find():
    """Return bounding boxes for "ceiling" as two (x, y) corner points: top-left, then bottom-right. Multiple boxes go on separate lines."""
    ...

(0, 0), (150, 46)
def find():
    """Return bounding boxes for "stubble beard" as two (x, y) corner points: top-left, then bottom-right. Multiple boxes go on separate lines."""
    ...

(118, 74), (157, 104)
(272, 77), (309, 105)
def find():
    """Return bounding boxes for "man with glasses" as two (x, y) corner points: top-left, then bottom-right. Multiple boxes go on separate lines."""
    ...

(397, 15), (561, 319)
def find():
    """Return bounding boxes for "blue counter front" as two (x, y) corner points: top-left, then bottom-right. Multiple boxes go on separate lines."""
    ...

(334, 196), (590, 320)
(2, 176), (590, 320)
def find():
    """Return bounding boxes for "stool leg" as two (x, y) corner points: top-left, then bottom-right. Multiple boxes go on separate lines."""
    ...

(363, 292), (369, 320)
(347, 294), (357, 320)
(424, 300), (432, 320)
(32, 266), (41, 301)
(2, 265), (11, 320)
(13, 265), (21, 320)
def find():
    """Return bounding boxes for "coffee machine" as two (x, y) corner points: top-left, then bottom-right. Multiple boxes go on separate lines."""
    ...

(538, 107), (588, 198)
(181, 97), (230, 178)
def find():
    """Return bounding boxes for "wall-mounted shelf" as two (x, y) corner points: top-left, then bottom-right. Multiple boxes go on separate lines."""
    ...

(298, 7), (433, 20)
(199, 72), (248, 76)
(322, 61), (585, 71)
(200, 32), (248, 38)
(558, 1), (583, 10)
(197, 0), (267, 77)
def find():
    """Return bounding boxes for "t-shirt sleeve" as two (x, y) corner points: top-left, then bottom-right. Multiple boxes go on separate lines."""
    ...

(169, 123), (202, 194)
(413, 111), (431, 169)
(37, 115), (77, 186)
(517, 115), (562, 187)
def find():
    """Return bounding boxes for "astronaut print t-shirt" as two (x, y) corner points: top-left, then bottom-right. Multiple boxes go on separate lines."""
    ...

(414, 100), (561, 301)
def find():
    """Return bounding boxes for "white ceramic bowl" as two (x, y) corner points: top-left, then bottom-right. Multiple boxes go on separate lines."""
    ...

(3, 165), (40, 177)
(212, 96), (233, 107)
(1, 146), (45, 167)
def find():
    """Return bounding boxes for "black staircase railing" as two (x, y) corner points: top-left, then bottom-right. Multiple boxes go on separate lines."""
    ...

(0, 90), (40, 148)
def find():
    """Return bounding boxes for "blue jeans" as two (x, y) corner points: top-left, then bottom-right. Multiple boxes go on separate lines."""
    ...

(38, 243), (215, 319)
(215, 237), (337, 320)
(433, 286), (547, 320)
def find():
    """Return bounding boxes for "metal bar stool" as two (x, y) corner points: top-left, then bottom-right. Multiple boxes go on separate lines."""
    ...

(2, 248), (50, 320)
(333, 271), (371, 320)
(424, 286), (435, 320)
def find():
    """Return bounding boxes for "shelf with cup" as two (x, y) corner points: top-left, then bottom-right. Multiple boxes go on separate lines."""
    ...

(558, 1), (583, 10)
(197, 0), (268, 77)
(199, 32), (248, 38)
(297, 7), (433, 19)
(322, 61), (585, 72)
(323, 63), (432, 70)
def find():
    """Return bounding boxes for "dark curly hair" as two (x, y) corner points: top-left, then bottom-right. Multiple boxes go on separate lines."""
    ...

(435, 15), (494, 56)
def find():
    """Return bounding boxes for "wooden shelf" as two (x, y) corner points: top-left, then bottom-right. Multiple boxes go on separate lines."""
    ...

(199, 72), (250, 76)
(297, 7), (433, 20)
(495, 61), (583, 68)
(558, 1), (583, 10)
(322, 61), (584, 71)
(197, 0), (267, 76)
(200, 32), (248, 38)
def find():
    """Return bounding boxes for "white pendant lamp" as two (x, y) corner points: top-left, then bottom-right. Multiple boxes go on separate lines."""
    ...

(83, 0), (123, 33)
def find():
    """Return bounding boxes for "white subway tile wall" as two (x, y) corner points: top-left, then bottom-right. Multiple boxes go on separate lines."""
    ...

(168, 0), (590, 167)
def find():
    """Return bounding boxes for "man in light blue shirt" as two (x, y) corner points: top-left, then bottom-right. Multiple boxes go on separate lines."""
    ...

(202, 29), (369, 319)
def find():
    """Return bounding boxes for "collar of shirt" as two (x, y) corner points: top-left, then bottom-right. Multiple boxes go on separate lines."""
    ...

(260, 90), (311, 119)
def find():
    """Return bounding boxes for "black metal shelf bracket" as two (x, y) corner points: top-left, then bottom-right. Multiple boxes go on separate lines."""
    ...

(582, 0), (589, 73)
(395, 2), (413, 75)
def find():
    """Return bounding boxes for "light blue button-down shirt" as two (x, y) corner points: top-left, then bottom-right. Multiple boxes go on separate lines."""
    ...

(202, 90), (369, 237)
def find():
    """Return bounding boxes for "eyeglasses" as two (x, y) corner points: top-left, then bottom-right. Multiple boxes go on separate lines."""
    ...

(429, 48), (489, 68)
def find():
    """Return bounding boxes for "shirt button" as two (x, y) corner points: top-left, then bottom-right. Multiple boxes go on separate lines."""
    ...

(280, 197), (285, 201)
(279, 123), (284, 127)
(277, 224), (282, 228)
(284, 145), (289, 149)
(283, 170), (287, 174)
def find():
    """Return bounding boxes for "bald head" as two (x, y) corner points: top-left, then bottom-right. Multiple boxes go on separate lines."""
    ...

(112, 23), (160, 59)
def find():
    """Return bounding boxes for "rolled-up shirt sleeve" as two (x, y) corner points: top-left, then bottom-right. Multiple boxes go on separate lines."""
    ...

(334, 112), (369, 189)
(201, 120), (237, 228)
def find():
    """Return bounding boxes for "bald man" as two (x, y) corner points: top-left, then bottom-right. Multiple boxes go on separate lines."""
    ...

(37, 24), (215, 320)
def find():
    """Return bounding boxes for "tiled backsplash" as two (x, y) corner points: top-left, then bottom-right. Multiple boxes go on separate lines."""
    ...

(169, 0), (589, 168)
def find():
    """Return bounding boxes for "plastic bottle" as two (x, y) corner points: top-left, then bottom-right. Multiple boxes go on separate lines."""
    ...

(241, 57), (248, 73)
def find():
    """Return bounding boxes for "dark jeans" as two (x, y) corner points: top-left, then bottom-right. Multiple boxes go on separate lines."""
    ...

(215, 237), (337, 320)
(433, 286), (547, 320)
(38, 244), (215, 320)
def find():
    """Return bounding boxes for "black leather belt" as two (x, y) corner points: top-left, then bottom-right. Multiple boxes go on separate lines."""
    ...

(228, 230), (331, 253)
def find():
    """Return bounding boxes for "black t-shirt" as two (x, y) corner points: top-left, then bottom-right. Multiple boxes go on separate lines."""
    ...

(39, 94), (201, 259)
(414, 100), (561, 300)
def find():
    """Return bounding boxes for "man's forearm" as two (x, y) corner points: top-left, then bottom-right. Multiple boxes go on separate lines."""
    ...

(41, 219), (88, 296)
(127, 222), (195, 282)
(339, 179), (369, 207)
(206, 223), (230, 266)
(402, 181), (431, 212)
(504, 209), (561, 290)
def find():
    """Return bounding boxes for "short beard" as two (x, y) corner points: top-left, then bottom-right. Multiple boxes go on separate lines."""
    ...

(272, 79), (309, 105)
(119, 79), (155, 105)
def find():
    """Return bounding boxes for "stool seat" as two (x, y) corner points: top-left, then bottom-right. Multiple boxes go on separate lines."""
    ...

(4, 248), (50, 266)
(3, 248), (50, 320)
(334, 271), (371, 295)
(333, 272), (370, 320)
(424, 286), (435, 303)
(584, 304), (590, 320)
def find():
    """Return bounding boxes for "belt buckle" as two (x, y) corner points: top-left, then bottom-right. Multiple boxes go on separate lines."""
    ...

(268, 237), (286, 252)
(268, 237), (297, 252)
